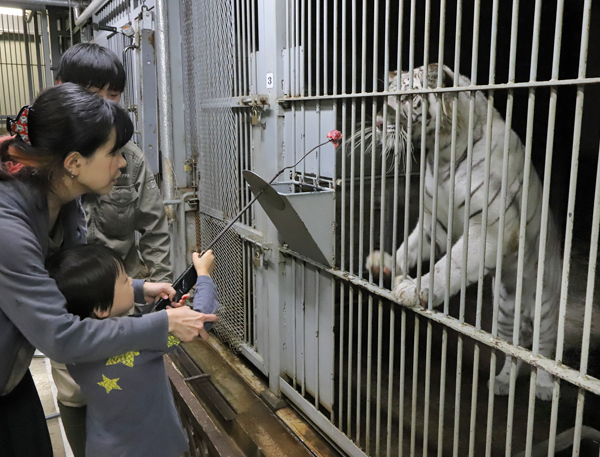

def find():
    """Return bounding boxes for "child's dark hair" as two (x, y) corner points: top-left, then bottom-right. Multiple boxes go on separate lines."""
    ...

(47, 245), (127, 319)
(0, 83), (133, 185)
(56, 43), (126, 92)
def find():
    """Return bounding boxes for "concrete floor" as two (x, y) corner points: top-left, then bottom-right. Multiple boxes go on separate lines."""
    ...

(30, 354), (73, 457)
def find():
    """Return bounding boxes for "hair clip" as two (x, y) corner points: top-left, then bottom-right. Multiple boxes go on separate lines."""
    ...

(6, 105), (32, 145)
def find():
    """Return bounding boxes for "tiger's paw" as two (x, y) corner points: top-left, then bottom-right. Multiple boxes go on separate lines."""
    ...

(490, 377), (510, 396)
(391, 276), (428, 308)
(365, 251), (393, 280)
(536, 370), (555, 401)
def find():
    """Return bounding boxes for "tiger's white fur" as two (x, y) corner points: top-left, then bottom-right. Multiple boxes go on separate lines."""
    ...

(365, 64), (561, 401)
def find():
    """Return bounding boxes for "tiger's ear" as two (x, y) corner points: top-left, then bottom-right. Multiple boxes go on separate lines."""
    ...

(389, 70), (398, 81)
(441, 65), (455, 88)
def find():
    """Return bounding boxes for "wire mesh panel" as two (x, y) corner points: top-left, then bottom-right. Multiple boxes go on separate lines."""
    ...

(183, 0), (259, 356)
(199, 216), (251, 350)
(195, 0), (238, 220)
(181, 0), (198, 164)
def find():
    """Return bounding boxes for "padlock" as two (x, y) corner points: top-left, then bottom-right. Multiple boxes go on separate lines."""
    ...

(251, 108), (259, 125)
(253, 250), (262, 268)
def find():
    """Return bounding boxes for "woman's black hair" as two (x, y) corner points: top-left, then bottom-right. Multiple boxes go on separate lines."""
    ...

(0, 83), (133, 186)
(55, 43), (126, 92)
(46, 245), (127, 319)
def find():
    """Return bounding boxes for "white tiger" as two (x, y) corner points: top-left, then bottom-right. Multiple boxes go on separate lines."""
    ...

(365, 64), (561, 401)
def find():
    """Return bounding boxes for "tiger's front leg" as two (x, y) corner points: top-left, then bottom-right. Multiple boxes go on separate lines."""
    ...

(392, 222), (495, 308)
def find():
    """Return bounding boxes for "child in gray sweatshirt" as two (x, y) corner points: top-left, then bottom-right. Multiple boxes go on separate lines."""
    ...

(47, 245), (218, 457)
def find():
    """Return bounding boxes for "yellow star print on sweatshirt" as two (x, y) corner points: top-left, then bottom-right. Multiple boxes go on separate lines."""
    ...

(98, 374), (121, 394)
(106, 351), (140, 367)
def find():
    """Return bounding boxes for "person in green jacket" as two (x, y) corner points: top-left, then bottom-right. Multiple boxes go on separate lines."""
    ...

(52, 43), (174, 456)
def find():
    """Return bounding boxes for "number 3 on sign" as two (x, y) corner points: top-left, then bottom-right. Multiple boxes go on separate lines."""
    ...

(266, 73), (274, 89)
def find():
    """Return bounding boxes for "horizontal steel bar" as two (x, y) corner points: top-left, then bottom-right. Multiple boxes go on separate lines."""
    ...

(278, 246), (600, 397)
(277, 77), (600, 103)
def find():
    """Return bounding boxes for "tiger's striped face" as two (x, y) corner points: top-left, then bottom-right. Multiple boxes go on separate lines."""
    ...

(377, 64), (453, 147)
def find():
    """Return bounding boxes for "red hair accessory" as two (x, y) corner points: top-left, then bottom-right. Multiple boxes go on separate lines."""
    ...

(7, 106), (32, 145)
(327, 129), (343, 149)
(4, 161), (24, 175)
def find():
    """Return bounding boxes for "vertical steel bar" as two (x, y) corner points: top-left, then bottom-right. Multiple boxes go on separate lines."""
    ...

(365, 2), (380, 451)
(347, 4), (357, 434)
(338, 282), (345, 429)
(449, 2), (464, 455)
(375, 299), (383, 455)
(505, 1), (542, 455)
(429, 2), (449, 456)
(380, 1), (394, 451)
(33, 13), (43, 91)
(13, 10), (33, 104)
(466, 1), (482, 455)
(301, 264), (306, 397)
(235, 0), (242, 96)
(346, 285), (354, 435)
(395, 308), (406, 456)
(354, 288), (362, 443)
(316, 0), (320, 96)
(391, 0), (404, 281)
(349, 0), (359, 443)
(357, 0), (367, 280)
(486, 1), (520, 456)
(349, 0), (357, 279)
(415, 0), (429, 293)
(307, 0), (311, 96)
(0, 15), (11, 115)
(402, 0), (417, 281)
(323, 0), (328, 96)
(337, 0), (346, 429)
(406, 2), (417, 455)
(481, 2), (500, 457)
(250, 0), (257, 94)
(314, 270), (320, 408)
(285, 0), (290, 96)
(244, 0), (253, 93)
(8, 14), (20, 114)
(338, 0), (348, 429)
(386, 303), (395, 457)
(365, 295), (374, 455)
(299, 0), (303, 98)
(545, 1), (571, 454)
(378, 0), (391, 291)
(292, 258), (297, 388)
(410, 316), (419, 457)
(421, 2), (433, 456)
(389, 3), (404, 446)
(242, 240), (248, 343)
(558, 2), (593, 455)
(399, 308), (406, 456)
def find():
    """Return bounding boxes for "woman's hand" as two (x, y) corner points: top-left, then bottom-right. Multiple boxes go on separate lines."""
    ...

(143, 281), (176, 304)
(165, 306), (218, 342)
(193, 250), (215, 277)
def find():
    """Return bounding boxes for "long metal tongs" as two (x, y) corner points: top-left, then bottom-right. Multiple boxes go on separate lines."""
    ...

(153, 134), (340, 311)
